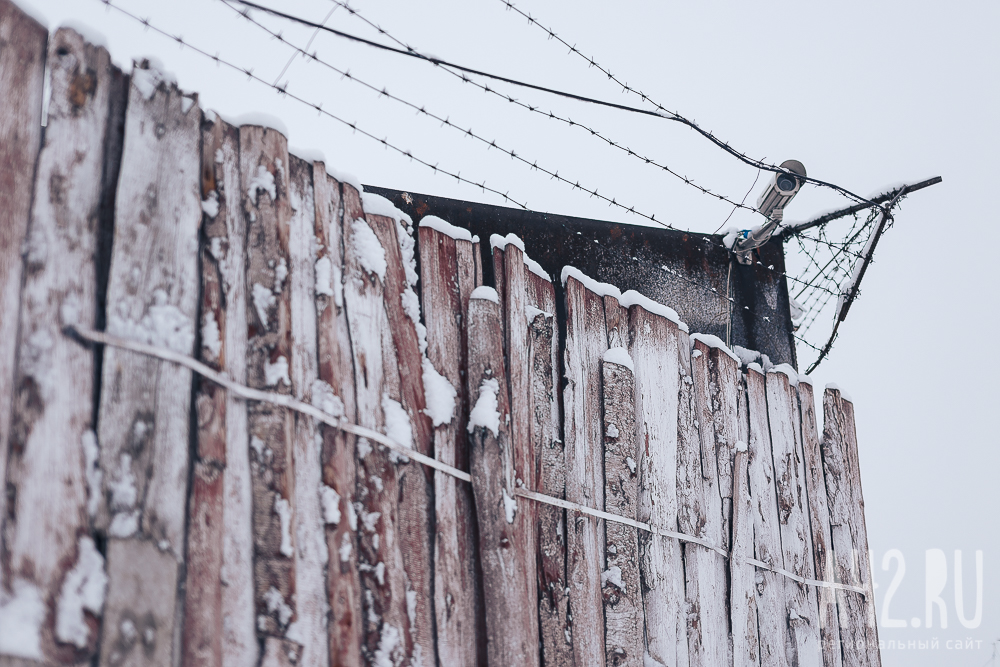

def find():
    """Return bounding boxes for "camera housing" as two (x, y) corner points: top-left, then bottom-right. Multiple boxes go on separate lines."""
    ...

(756, 159), (807, 219)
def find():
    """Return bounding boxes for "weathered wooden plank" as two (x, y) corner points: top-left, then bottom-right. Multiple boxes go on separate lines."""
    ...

(313, 171), (362, 667)
(626, 303), (687, 667)
(744, 366), (789, 667)
(562, 273), (608, 667)
(0, 0), (46, 542)
(703, 345), (742, 547)
(0, 28), (116, 664)
(200, 117), (259, 667)
(240, 125), (297, 641)
(340, 186), (413, 666)
(821, 388), (879, 667)
(455, 235), (487, 666)
(797, 379), (843, 667)
(183, 112), (234, 667)
(836, 395), (879, 666)
(526, 274), (570, 667)
(96, 60), (202, 667)
(687, 339), (732, 667)
(766, 369), (821, 667)
(287, 155), (329, 667)
(100, 540), (180, 667)
(731, 436), (761, 667)
(501, 242), (541, 650)
(601, 350), (643, 667)
(418, 222), (480, 667)
(366, 209), (435, 666)
(466, 289), (539, 667)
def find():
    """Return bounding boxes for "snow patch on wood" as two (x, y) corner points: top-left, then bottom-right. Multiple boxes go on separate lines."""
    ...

(470, 285), (500, 304)
(602, 346), (634, 372)
(55, 536), (108, 648)
(468, 377), (501, 436)
(418, 215), (474, 241)
(351, 218), (387, 280)
(321, 485), (342, 525)
(274, 496), (294, 557)
(690, 332), (740, 363)
(421, 358), (456, 427)
(381, 394), (414, 453)
(0, 580), (46, 659)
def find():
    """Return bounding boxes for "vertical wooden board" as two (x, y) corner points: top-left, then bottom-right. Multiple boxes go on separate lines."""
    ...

(626, 305), (687, 667)
(765, 370), (821, 667)
(562, 275), (608, 667)
(0, 0), (46, 537)
(527, 274), (571, 667)
(676, 335), (711, 666)
(96, 62), (201, 667)
(418, 224), (480, 667)
(466, 292), (539, 667)
(731, 444), (761, 667)
(0, 28), (116, 664)
(240, 125), (297, 639)
(313, 171), (362, 667)
(821, 389), (878, 667)
(836, 396), (879, 665)
(601, 356), (643, 667)
(99, 540), (180, 667)
(201, 118), (258, 667)
(183, 113), (237, 667)
(706, 348), (741, 544)
(287, 156), (329, 667)
(797, 380), (843, 667)
(745, 367), (789, 667)
(687, 340), (731, 667)
(501, 244), (540, 645)
(366, 212), (435, 666)
(340, 186), (411, 665)
(603, 295), (628, 350)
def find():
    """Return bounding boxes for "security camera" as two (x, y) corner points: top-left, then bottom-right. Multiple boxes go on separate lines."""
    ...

(756, 159), (807, 220)
(731, 159), (807, 264)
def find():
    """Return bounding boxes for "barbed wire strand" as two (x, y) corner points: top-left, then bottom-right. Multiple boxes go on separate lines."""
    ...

(494, 0), (877, 207)
(236, 0), (877, 208)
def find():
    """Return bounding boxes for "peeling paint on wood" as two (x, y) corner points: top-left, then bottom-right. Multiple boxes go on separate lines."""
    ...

(2, 28), (118, 664)
(0, 0), (47, 546)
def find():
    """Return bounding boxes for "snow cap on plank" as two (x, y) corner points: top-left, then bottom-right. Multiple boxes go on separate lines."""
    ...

(419, 215), (476, 242)
(825, 382), (853, 403)
(326, 165), (364, 194)
(619, 289), (688, 332)
(768, 363), (799, 386)
(59, 21), (108, 48)
(227, 110), (288, 136)
(470, 286), (499, 304)
(362, 192), (412, 225)
(746, 362), (764, 375)
(492, 233), (550, 281)
(603, 346), (634, 372)
(690, 333), (740, 363)
(489, 233), (525, 253)
(560, 266), (622, 299)
(797, 373), (814, 386)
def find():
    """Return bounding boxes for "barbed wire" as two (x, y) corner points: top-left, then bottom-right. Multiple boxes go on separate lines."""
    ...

(98, 0), (535, 212)
(495, 0), (877, 208)
(219, 0), (688, 231)
(238, 0), (766, 217)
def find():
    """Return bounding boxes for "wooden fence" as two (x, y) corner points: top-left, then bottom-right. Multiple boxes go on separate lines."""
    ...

(0, 13), (881, 667)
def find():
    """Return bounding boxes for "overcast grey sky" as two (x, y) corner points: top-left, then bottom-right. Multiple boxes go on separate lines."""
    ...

(18, 0), (1000, 663)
